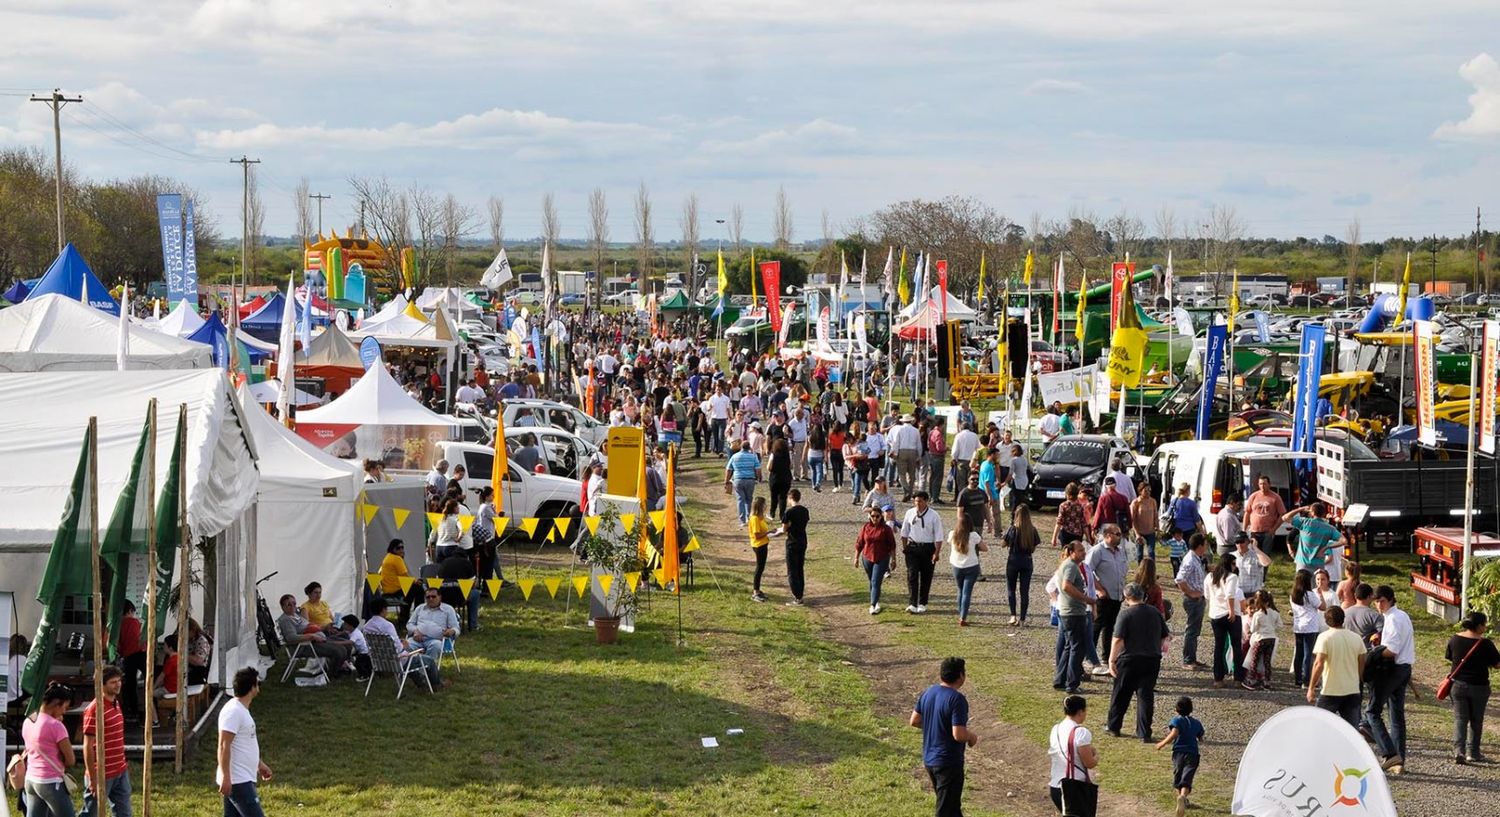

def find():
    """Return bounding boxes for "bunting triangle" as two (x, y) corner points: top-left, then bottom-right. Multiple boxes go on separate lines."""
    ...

(520, 517), (540, 537)
(493, 517), (509, 537)
(571, 575), (590, 599)
(426, 577), (442, 589)
(365, 573), (381, 593)
(457, 578), (475, 599)
(458, 514), (476, 533)
(359, 503), (379, 525)
(584, 515), (601, 535)
(391, 507), (411, 529)
(517, 578), (536, 601)
(398, 576), (415, 595)
(553, 517), (573, 537)
(598, 574), (614, 596)
(620, 513), (635, 530)
(684, 535), (701, 553)
(625, 572), (641, 593)
(653, 568), (667, 587)
(426, 512), (443, 530)
(544, 577), (562, 599)
(545, 526), (557, 544)
(486, 578), (503, 600)
(649, 510), (666, 530)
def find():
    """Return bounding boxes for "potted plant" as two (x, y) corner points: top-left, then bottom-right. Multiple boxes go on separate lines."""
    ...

(575, 507), (644, 644)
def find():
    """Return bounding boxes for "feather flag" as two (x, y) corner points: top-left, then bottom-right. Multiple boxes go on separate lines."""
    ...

(662, 447), (680, 592)
(711, 247), (728, 319)
(490, 407), (508, 515)
(116, 282), (129, 371)
(914, 252), (927, 305)
(1074, 271), (1088, 343)
(1107, 276), (1149, 388)
(1164, 250), (1174, 304)
(976, 250), (987, 305)
(897, 247), (910, 305)
(881, 246), (895, 302)
(1227, 267), (1241, 335)
(1023, 248), (1034, 286)
(276, 275), (297, 426)
(1394, 252), (1412, 328)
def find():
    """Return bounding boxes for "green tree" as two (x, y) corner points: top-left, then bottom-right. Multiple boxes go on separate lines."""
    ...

(724, 249), (807, 295)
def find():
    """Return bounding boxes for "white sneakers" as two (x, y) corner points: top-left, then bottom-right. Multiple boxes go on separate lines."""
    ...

(917, 605), (927, 613)
(869, 604), (882, 615)
(906, 605), (919, 614)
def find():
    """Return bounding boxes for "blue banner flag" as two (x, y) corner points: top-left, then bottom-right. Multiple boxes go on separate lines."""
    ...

(156, 194), (186, 303)
(359, 336), (382, 370)
(1290, 323), (1327, 466)
(1196, 324), (1228, 440)
(181, 198), (199, 306)
(1253, 311), (1271, 343)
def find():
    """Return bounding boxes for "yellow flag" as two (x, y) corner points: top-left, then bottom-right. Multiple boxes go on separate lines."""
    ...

(426, 512), (443, 530)
(976, 250), (986, 303)
(553, 517), (572, 538)
(520, 517), (540, 537)
(598, 574), (614, 596)
(457, 578), (475, 599)
(625, 572), (641, 593)
(684, 535), (701, 553)
(897, 247), (910, 305)
(653, 568), (667, 587)
(1074, 273), (1088, 343)
(717, 247), (728, 296)
(1023, 248), (1034, 286)
(358, 503), (379, 525)
(487, 578), (504, 600)
(365, 573), (381, 593)
(517, 578), (535, 601)
(1395, 252), (1412, 328)
(571, 575), (590, 599)
(391, 508), (410, 529)
(544, 577), (562, 599)
(490, 407), (508, 516)
(1106, 279), (1149, 388)
(398, 576), (415, 595)
(457, 514), (476, 534)
(1227, 267), (1241, 335)
(425, 577), (442, 589)
(584, 515), (601, 535)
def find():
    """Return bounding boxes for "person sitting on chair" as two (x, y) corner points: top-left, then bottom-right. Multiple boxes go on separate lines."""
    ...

(275, 594), (354, 676)
(361, 596), (445, 689)
(406, 588), (459, 672)
(338, 616), (372, 681)
(438, 550), (480, 632)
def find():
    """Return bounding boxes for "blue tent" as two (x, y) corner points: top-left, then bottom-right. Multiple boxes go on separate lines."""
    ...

(2, 279), (30, 303)
(187, 313), (271, 367)
(239, 292), (299, 340)
(23, 243), (119, 315)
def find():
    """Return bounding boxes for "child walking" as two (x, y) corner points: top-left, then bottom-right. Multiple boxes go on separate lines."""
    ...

(1155, 696), (1205, 817)
(1243, 590), (1281, 690)
(1166, 529), (1188, 576)
(748, 495), (771, 602)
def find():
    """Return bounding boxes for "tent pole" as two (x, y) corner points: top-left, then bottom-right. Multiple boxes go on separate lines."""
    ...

(174, 405), (188, 774)
(142, 400), (158, 817)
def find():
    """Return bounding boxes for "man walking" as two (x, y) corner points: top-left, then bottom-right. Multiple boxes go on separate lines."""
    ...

(1107, 583), (1170, 740)
(219, 668), (273, 817)
(724, 440), (762, 526)
(707, 385), (732, 456)
(900, 492), (945, 614)
(81, 666), (131, 817)
(924, 420), (948, 503)
(1366, 585), (1414, 774)
(950, 422), (980, 490)
(1174, 535), (1209, 669)
(1086, 525), (1129, 669)
(910, 657), (978, 817)
(1307, 606), (1366, 728)
(1054, 541), (1092, 694)
(891, 413), (922, 501)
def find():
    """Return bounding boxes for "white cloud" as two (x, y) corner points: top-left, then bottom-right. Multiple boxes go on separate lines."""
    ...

(1433, 53), (1500, 141)
(698, 119), (859, 156)
(1024, 79), (1090, 96)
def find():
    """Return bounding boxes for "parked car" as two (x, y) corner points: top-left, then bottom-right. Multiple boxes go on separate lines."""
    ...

(431, 440), (582, 546)
(1026, 434), (1136, 507)
(504, 426), (599, 481)
(502, 398), (608, 446)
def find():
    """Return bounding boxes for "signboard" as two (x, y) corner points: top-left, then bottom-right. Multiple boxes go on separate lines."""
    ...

(1481, 320), (1498, 455)
(1415, 319), (1437, 447)
(605, 426), (645, 497)
(181, 199), (199, 306)
(156, 194), (187, 304)
(1232, 706), (1397, 817)
(1037, 365), (1096, 406)
(1109, 262), (1133, 330)
(359, 336), (383, 370)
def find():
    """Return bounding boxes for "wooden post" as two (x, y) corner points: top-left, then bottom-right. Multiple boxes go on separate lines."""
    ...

(87, 417), (107, 805)
(174, 404), (189, 774)
(141, 400), (158, 816)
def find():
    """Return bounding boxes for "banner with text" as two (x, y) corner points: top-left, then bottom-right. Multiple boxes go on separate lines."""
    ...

(1415, 320), (1437, 446)
(181, 199), (199, 305)
(1109, 262), (1133, 330)
(156, 194), (187, 304)
(1290, 323), (1327, 463)
(1038, 365), (1095, 406)
(1196, 324), (1227, 440)
(1233, 706), (1396, 817)
(760, 261), (783, 337)
(1482, 320), (1499, 455)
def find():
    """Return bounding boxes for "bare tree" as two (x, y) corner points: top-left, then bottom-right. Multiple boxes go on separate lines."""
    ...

(634, 182), (654, 290)
(587, 188), (609, 308)
(293, 177), (313, 244)
(1205, 204), (1247, 296)
(1345, 218), (1362, 296)
(773, 186), (794, 249)
(440, 193), (476, 286)
(1104, 210), (1146, 260)
(1050, 206), (1107, 277)
(729, 203), (745, 251)
(868, 195), (1019, 295)
(487, 196), (504, 250)
(681, 193), (700, 289)
(348, 176), (411, 291)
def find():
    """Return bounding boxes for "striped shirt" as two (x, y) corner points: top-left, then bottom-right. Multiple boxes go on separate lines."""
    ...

(1174, 553), (1207, 595)
(82, 696), (128, 778)
(726, 451), (760, 481)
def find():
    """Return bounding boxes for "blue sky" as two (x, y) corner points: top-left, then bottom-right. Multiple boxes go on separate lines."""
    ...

(3, 1), (1500, 241)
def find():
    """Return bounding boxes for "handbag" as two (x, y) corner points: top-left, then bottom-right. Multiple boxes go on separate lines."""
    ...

(1437, 637), (1485, 701)
(1059, 725), (1099, 817)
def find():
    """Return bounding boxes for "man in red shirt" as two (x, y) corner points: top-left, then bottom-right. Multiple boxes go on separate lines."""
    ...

(1092, 476), (1133, 532)
(117, 599), (146, 724)
(1241, 475), (1288, 552)
(82, 665), (133, 817)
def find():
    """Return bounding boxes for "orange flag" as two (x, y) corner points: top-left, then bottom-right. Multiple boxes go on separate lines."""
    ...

(637, 442), (650, 560)
(663, 447), (680, 592)
(490, 409), (508, 515)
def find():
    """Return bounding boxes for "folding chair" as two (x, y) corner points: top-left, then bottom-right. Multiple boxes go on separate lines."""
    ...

(365, 634), (433, 700)
(441, 636), (460, 673)
(279, 640), (329, 684)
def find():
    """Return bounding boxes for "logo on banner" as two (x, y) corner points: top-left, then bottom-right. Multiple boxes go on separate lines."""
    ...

(1481, 320), (1498, 455)
(1109, 262), (1134, 330)
(759, 261), (783, 336)
(1331, 765), (1370, 807)
(359, 336), (383, 370)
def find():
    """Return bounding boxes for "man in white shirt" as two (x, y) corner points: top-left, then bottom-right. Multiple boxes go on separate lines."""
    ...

(217, 668), (271, 815)
(1366, 585), (1414, 773)
(426, 459), (450, 495)
(899, 492), (945, 614)
(1039, 408), (1063, 444)
(454, 379), (485, 405)
(950, 423), (981, 488)
(1108, 460), (1136, 503)
(890, 414), (923, 501)
(596, 352), (619, 383)
(788, 409), (810, 480)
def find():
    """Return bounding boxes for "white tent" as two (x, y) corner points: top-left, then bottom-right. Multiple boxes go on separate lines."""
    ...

(898, 287), (980, 321)
(248, 379), (325, 407)
(415, 287), (481, 317)
(352, 296), (458, 350)
(0, 370), (261, 685)
(296, 363), (460, 428)
(237, 386), (365, 623)
(153, 299), (207, 338)
(0, 294), (212, 371)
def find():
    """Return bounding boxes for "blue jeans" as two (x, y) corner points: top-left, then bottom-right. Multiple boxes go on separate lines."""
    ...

(1366, 662), (1412, 760)
(809, 454), (825, 489)
(1054, 613), (1088, 690)
(733, 479), (756, 523)
(81, 772), (131, 817)
(1181, 596), (1205, 664)
(25, 779), (76, 817)
(953, 565), (980, 621)
(861, 556), (890, 607)
(466, 588), (481, 631)
(851, 469), (865, 502)
(223, 781), (267, 817)
(1292, 631), (1318, 686)
(710, 418), (726, 454)
(1136, 533), (1157, 563)
(1084, 612), (1100, 665)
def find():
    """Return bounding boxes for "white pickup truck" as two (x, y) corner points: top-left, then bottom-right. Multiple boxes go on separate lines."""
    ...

(429, 440), (583, 546)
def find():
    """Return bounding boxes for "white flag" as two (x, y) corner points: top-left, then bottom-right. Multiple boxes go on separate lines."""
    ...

(1165, 249), (1175, 304)
(481, 247), (513, 289)
(276, 276), (297, 425)
(116, 282), (130, 371)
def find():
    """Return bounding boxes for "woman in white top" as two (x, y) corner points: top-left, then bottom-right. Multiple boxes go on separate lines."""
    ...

(1244, 590), (1282, 690)
(1312, 568), (1338, 631)
(1289, 569), (1324, 687)
(948, 514), (987, 627)
(428, 498), (464, 561)
(1048, 694), (1098, 813)
(1206, 552), (1245, 687)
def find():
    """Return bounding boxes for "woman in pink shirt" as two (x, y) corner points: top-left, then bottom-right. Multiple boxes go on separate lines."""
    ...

(21, 682), (77, 816)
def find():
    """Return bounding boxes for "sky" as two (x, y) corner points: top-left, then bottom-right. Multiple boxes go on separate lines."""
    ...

(4, 1), (1500, 243)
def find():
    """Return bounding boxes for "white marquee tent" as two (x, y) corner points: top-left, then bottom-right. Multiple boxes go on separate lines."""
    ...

(0, 294), (212, 371)
(151, 299), (207, 338)
(0, 370), (261, 685)
(415, 286), (481, 317)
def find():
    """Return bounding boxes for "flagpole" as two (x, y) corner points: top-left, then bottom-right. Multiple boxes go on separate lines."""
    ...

(174, 404), (188, 774)
(87, 416), (107, 807)
(1461, 351), (1479, 607)
(141, 399), (158, 817)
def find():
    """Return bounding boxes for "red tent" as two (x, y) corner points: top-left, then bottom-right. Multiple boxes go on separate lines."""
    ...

(238, 294), (266, 320)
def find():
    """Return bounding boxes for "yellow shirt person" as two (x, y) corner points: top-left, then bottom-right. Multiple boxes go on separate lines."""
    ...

(749, 496), (771, 602)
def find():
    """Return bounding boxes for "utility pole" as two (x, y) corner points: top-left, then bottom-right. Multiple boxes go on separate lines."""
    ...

(310, 192), (331, 238)
(359, 199), (367, 237)
(231, 157), (261, 291)
(1476, 207), (1483, 296)
(29, 88), (83, 253)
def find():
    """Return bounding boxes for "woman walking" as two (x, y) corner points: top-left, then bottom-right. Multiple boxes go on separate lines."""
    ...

(948, 514), (986, 626)
(1446, 611), (1500, 764)
(806, 424), (828, 493)
(21, 682), (77, 817)
(847, 431), (869, 504)
(428, 497), (463, 561)
(855, 505), (897, 614)
(1053, 483), (1092, 550)
(828, 423), (847, 493)
(1134, 559), (1167, 619)
(1003, 505), (1042, 625)
(767, 438), (793, 519)
(1289, 569), (1323, 688)
(1207, 552), (1245, 688)
(748, 496), (771, 602)
(1244, 590), (1281, 690)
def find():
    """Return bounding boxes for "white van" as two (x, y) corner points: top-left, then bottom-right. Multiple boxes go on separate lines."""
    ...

(1145, 440), (1302, 534)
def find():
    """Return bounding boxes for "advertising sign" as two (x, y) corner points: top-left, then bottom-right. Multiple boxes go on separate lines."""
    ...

(1481, 320), (1498, 455)
(1290, 323), (1327, 461)
(1415, 320), (1437, 447)
(1109, 261), (1134, 330)
(156, 194), (186, 304)
(759, 261), (783, 337)
(1233, 706), (1397, 817)
(1196, 325), (1227, 440)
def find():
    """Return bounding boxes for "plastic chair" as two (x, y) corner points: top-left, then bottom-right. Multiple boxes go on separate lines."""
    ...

(441, 637), (460, 673)
(279, 641), (328, 684)
(365, 633), (433, 699)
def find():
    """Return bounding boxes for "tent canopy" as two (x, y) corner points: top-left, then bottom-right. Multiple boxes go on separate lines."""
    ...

(0, 294), (212, 372)
(898, 287), (978, 321)
(154, 299), (207, 337)
(303, 325), (364, 367)
(296, 363), (460, 427)
(186, 313), (275, 366)
(3, 279), (30, 303)
(23, 243), (119, 316)
(240, 292), (299, 333)
(415, 287), (481, 316)
(352, 296), (458, 349)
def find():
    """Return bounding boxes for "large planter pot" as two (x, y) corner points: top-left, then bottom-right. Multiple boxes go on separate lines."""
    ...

(594, 617), (621, 645)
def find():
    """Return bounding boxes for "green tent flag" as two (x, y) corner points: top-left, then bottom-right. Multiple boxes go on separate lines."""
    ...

(21, 423), (96, 713)
(100, 412), (156, 659)
(151, 410), (186, 641)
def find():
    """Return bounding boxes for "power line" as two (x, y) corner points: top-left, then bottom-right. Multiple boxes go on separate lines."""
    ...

(82, 101), (221, 163)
